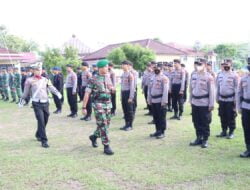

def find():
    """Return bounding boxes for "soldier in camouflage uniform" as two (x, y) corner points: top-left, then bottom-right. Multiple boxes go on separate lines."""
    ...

(82, 59), (114, 155)
(2, 68), (10, 101)
(0, 70), (4, 100)
(14, 67), (22, 103)
(8, 67), (17, 103)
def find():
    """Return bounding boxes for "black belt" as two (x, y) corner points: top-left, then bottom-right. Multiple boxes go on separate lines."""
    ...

(219, 93), (235, 99)
(192, 94), (209, 99)
(243, 98), (250, 104)
(151, 94), (163, 99)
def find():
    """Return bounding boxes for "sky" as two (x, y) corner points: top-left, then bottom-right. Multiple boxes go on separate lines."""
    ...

(1, 0), (250, 51)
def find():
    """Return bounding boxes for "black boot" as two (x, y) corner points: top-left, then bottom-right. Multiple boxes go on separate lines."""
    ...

(120, 122), (128, 130)
(227, 132), (234, 139)
(124, 122), (133, 131)
(41, 142), (49, 148)
(190, 136), (202, 146)
(240, 145), (250, 158)
(104, 145), (114, 155)
(89, 135), (98, 148)
(216, 130), (227, 138)
(170, 113), (178, 120)
(149, 131), (160, 137)
(201, 140), (208, 148)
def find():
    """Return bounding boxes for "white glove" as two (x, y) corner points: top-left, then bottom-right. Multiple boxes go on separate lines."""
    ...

(57, 93), (62, 99)
(18, 98), (26, 108)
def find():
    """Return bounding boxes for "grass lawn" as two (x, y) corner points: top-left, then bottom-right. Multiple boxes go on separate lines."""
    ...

(0, 88), (250, 190)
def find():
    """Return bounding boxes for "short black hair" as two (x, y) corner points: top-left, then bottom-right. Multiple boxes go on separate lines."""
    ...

(82, 61), (89, 67)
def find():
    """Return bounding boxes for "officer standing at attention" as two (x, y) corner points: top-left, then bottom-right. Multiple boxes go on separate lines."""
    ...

(52, 66), (64, 114)
(108, 62), (117, 116)
(92, 64), (98, 77)
(236, 58), (250, 158)
(206, 62), (216, 79)
(189, 60), (215, 148)
(2, 68), (10, 101)
(14, 67), (22, 103)
(181, 63), (189, 103)
(76, 67), (83, 102)
(8, 67), (17, 103)
(166, 62), (174, 112)
(82, 59), (114, 155)
(170, 59), (186, 120)
(216, 59), (238, 139)
(19, 66), (62, 148)
(120, 60), (135, 131)
(128, 62), (138, 112)
(0, 69), (4, 100)
(80, 62), (92, 121)
(65, 64), (78, 118)
(148, 63), (169, 139)
(142, 63), (153, 115)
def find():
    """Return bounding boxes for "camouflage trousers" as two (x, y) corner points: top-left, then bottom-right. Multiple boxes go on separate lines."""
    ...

(3, 87), (9, 98)
(16, 87), (22, 99)
(93, 103), (111, 146)
(10, 87), (17, 100)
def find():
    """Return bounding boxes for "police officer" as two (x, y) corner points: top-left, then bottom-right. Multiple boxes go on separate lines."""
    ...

(41, 67), (49, 79)
(165, 62), (174, 112)
(181, 63), (189, 103)
(14, 67), (22, 103)
(21, 68), (27, 93)
(108, 62), (117, 116)
(216, 59), (238, 139)
(2, 67), (10, 101)
(148, 63), (169, 139)
(170, 59), (186, 120)
(82, 59), (114, 155)
(120, 60), (135, 131)
(237, 59), (250, 158)
(76, 67), (83, 102)
(189, 60), (215, 148)
(207, 61), (216, 79)
(142, 63), (153, 115)
(128, 62), (138, 112)
(8, 67), (17, 103)
(65, 64), (78, 118)
(92, 64), (98, 77)
(19, 66), (62, 148)
(52, 66), (64, 114)
(80, 62), (92, 121)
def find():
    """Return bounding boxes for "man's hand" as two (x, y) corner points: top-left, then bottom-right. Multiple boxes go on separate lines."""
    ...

(82, 108), (87, 115)
(161, 104), (167, 109)
(72, 91), (76, 95)
(208, 107), (214, 112)
(179, 91), (183, 95)
(128, 98), (133, 103)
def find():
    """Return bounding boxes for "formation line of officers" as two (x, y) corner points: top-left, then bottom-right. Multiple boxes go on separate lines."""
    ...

(142, 58), (250, 158)
(2, 57), (249, 157)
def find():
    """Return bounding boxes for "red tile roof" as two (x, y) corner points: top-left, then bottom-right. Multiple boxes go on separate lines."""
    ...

(0, 48), (37, 63)
(83, 39), (185, 61)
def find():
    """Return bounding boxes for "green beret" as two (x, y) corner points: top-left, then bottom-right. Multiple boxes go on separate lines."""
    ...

(97, 59), (109, 68)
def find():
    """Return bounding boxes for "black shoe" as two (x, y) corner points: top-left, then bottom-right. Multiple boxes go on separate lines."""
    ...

(240, 150), (250, 158)
(149, 132), (159, 137)
(4, 98), (9, 102)
(89, 135), (98, 148)
(170, 115), (178, 120)
(156, 133), (165, 139)
(67, 113), (74, 117)
(227, 133), (234, 139)
(168, 108), (173, 112)
(124, 126), (133, 131)
(216, 131), (227, 138)
(190, 138), (202, 146)
(41, 142), (49, 148)
(144, 107), (148, 110)
(80, 115), (87, 120)
(84, 116), (91, 121)
(53, 110), (61, 114)
(11, 99), (16, 103)
(201, 140), (208, 148)
(70, 114), (78, 118)
(144, 112), (152, 116)
(148, 120), (155, 125)
(120, 125), (127, 130)
(36, 137), (42, 142)
(177, 116), (181, 120)
(104, 145), (114, 155)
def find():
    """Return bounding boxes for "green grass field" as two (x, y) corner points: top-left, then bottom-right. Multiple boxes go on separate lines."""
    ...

(0, 89), (250, 190)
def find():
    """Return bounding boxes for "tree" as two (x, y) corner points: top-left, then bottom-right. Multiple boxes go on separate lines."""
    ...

(108, 43), (155, 71)
(0, 25), (39, 52)
(214, 44), (237, 61)
(63, 46), (81, 71)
